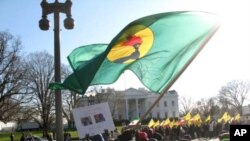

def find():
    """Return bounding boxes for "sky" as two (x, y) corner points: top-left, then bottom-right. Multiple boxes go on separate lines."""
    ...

(1, 0), (250, 102)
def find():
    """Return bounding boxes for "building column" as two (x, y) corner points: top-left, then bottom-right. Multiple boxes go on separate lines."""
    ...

(136, 99), (139, 118)
(125, 99), (129, 120)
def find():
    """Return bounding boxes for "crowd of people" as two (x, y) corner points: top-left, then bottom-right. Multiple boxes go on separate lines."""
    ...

(17, 132), (69, 141)
(80, 118), (238, 141)
(19, 132), (38, 141)
(13, 114), (243, 141)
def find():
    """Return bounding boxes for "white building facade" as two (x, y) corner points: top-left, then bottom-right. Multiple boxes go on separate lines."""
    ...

(112, 88), (179, 120)
(242, 104), (250, 123)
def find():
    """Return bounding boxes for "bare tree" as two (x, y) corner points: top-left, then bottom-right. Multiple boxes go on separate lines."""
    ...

(0, 31), (30, 123)
(179, 96), (195, 115)
(82, 86), (115, 105)
(16, 106), (38, 130)
(195, 98), (220, 119)
(59, 65), (84, 129)
(219, 80), (250, 115)
(62, 90), (83, 129)
(93, 86), (114, 104)
(108, 90), (125, 120)
(24, 51), (55, 135)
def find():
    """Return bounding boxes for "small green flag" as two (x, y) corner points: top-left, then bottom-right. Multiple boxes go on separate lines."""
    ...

(49, 11), (220, 94)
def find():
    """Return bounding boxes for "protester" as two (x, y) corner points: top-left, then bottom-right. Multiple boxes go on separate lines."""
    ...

(10, 132), (14, 141)
(209, 120), (215, 138)
(84, 134), (93, 141)
(20, 133), (26, 141)
(46, 133), (53, 141)
(92, 134), (105, 141)
(64, 132), (71, 141)
(138, 131), (149, 141)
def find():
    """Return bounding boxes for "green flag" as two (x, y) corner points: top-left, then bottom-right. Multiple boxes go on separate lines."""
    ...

(49, 44), (108, 93)
(49, 11), (220, 94)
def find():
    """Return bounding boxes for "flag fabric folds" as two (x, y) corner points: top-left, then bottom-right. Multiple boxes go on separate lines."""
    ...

(183, 112), (191, 121)
(218, 112), (231, 123)
(129, 118), (140, 126)
(193, 113), (202, 126)
(49, 11), (220, 94)
(205, 115), (211, 123)
(163, 118), (171, 126)
(49, 44), (108, 93)
(153, 120), (160, 128)
(147, 119), (155, 128)
(234, 113), (240, 122)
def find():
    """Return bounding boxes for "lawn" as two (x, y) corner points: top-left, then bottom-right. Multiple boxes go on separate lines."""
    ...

(0, 126), (123, 141)
(0, 131), (79, 141)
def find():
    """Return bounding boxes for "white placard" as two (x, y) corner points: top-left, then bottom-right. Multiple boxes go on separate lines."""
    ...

(72, 102), (115, 138)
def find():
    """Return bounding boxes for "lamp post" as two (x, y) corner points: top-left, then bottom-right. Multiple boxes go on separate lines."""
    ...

(39, 0), (74, 141)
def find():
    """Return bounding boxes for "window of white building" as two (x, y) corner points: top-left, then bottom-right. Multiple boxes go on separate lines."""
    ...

(173, 111), (176, 117)
(164, 101), (167, 107)
(165, 112), (168, 118)
(172, 101), (175, 107)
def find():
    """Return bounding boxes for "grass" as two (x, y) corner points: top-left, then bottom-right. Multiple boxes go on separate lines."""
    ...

(1, 131), (42, 141)
(0, 130), (80, 141)
(0, 127), (123, 141)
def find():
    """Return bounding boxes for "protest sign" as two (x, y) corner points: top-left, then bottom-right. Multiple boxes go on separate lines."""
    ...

(72, 102), (115, 138)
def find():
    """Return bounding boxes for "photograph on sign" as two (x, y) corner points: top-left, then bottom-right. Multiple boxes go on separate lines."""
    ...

(72, 102), (115, 138)
(94, 113), (106, 123)
(80, 116), (93, 126)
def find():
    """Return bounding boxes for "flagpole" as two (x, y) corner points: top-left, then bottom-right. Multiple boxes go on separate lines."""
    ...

(137, 26), (220, 125)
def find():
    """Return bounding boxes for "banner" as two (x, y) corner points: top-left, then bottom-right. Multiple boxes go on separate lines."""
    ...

(72, 102), (115, 138)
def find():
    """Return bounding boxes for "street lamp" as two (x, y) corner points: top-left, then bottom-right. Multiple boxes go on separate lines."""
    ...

(39, 0), (74, 141)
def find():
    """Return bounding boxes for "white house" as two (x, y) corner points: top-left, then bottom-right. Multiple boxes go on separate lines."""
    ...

(111, 88), (179, 120)
(242, 104), (250, 123)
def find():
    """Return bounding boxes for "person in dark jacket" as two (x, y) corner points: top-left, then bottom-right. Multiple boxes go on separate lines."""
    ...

(92, 134), (104, 141)
(46, 133), (53, 141)
(20, 133), (26, 141)
(10, 132), (14, 141)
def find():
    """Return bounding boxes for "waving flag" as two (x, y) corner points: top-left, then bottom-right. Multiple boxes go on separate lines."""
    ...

(234, 113), (240, 122)
(183, 112), (192, 121)
(49, 11), (220, 94)
(205, 115), (211, 123)
(153, 120), (160, 128)
(129, 118), (140, 126)
(163, 118), (171, 126)
(147, 119), (155, 128)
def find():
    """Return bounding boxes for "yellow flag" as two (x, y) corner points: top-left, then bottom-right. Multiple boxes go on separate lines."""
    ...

(234, 113), (240, 121)
(221, 112), (228, 121)
(225, 114), (231, 123)
(221, 112), (231, 123)
(193, 113), (202, 126)
(147, 119), (155, 128)
(163, 118), (171, 126)
(153, 120), (160, 128)
(169, 120), (178, 128)
(193, 113), (201, 121)
(205, 115), (211, 123)
(160, 120), (165, 126)
(183, 112), (191, 121)
(218, 118), (222, 123)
